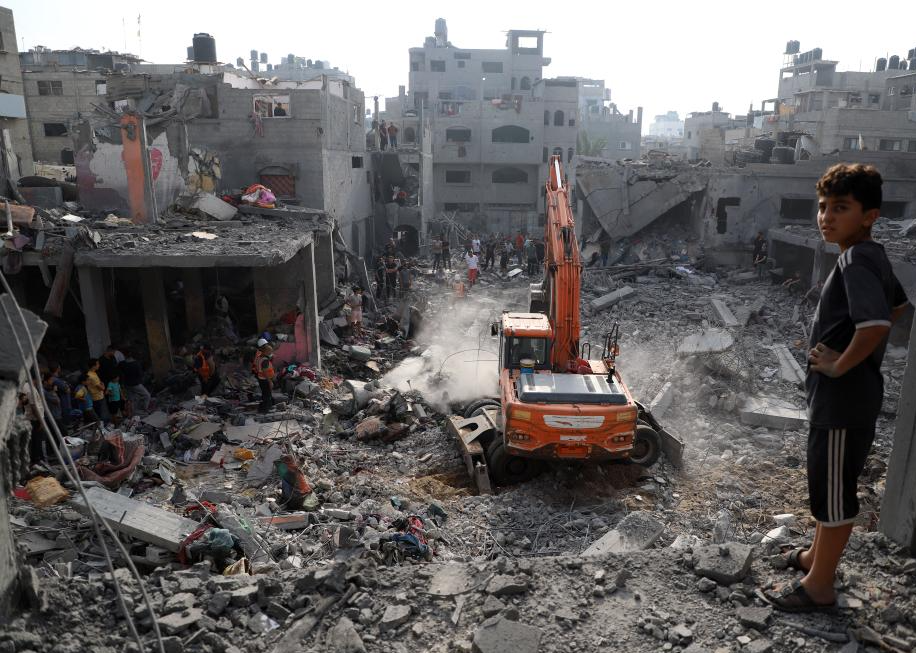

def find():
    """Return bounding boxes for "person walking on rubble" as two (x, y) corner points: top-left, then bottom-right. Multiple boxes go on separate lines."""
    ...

(764, 164), (910, 613)
(752, 231), (766, 267)
(754, 240), (769, 279)
(194, 344), (220, 397)
(347, 287), (364, 337)
(483, 237), (496, 271)
(253, 339), (276, 414)
(464, 249), (479, 286)
(431, 237), (442, 271)
(384, 255), (400, 301)
(441, 236), (452, 271)
(525, 237), (539, 277)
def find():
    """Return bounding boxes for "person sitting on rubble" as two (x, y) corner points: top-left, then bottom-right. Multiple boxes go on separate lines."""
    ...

(782, 270), (803, 291)
(73, 373), (100, 426)
(194, 344), (220, 397)
(347, 287), (364, 337)
(274, 454), (312, 510)
(253, 339), (276, 414)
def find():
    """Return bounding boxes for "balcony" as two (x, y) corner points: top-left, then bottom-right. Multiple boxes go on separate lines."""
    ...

(0, 94), (27, 119)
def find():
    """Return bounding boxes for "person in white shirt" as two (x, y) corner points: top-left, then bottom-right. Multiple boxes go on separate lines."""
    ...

(464, 251), (479, 286)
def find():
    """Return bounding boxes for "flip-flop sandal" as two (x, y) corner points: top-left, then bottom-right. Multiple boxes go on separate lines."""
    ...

(762, 581), (836, 613)
(782, 547), (810, 572)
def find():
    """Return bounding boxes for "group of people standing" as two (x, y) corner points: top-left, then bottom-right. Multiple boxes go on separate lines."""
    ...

(375, 120), (399, 151)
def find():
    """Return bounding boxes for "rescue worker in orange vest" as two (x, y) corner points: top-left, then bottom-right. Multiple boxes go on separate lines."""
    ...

(193, 344), (219, 396)
(274, 454), (312, 510)
(254, 338), (276, 413)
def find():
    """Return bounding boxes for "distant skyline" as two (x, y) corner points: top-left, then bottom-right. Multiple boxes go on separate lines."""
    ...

(7, 0), (916, 133)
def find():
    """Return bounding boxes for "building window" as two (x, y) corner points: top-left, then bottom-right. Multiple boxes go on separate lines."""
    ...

(454, 52), (471, 60)
(60, 149), (74, 165)
(43, 123), (68, 137)
(687, 131), (692, 139)
(567, 147), (574, 163)
(446, 170), (471, 184)
(908, 140), (916, 152)
(351, 156), (363, 169)
(446, 127), (472, 142)
(253, 95), (290, 118)
(887, 86), (896, 96)
(410, 62), (420, 72)
(95, 80), (107, 95)
(552, 147), (563, 157)
(618, 141), (633, 150)
(482, 61), (503, 73)
(779, 198), (815, 220)
(868, 94), (881, 105)
(843, 137), (861, 151)
(568, 118), (576, 127)
(879, 139), (902, 151)
(520, 76), (531, 91)
(431, 60), (446, 72)
(37, 80), (63, 96)
(715, 197), (740, 234)
(404, 126), (416, 143)
(492, 125), (530, 143)
(457, 61), (465, 68)
(553, 110), (564, 126)
(543, 110), (550, 126)
(492, 167), (528, 184)
(542, 147), (548, 163)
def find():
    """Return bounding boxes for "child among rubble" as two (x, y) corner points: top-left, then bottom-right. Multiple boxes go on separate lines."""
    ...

(73, 373), (100, 425)
(347, 287), (364, 336)
(85, 359), (109, 422)
(764, 163), (910, 613)
(106, 373), (124, 420)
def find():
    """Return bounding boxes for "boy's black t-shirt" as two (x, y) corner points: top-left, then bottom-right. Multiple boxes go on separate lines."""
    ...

(806, 241), (909, 428)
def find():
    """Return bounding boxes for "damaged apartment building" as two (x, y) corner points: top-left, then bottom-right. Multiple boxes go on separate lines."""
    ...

(382, 19), (642, 236)
(0, 7), (33, 187)
(3, 32), (378, 380)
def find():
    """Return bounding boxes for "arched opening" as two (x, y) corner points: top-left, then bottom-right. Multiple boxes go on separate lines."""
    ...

(492, 125), (530, 143)
(567, 147), (574, 163)
(404, 126), (416, 143)
(520, 76), (531, 90)
(543, 110), (550, 126)
(553, 110), (564, 126)
(492, 167), (528, 184)
(394, 224), (419, 256)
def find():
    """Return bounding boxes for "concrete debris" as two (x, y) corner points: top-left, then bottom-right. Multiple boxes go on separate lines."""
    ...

(379, 604), (412, 631)
(590, 285), (636, 311)
(739, 397), (808, 429)
(771, 344), (806, 386)
(709, 298), (739, 328)
(582, 511), (665, 555)
(693, 542), (754, 585)
(676, 329), (734, 356)
(472, 616), (543, 653)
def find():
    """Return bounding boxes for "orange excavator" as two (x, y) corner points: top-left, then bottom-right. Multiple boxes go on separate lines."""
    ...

(448, 156), (683, 492)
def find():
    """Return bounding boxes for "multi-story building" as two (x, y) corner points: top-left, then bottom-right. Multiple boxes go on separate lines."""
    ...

(648, 111), (684, 139)
(0, 7), (33, 184)
(404, 19), (578, 235)
(774, 43), (916, 154)
(19, 46), (141, 164)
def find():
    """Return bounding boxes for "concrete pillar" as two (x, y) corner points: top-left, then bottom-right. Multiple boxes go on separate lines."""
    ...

(301, 242), (321, 369)
(182, 268), (206, 333)
(253, 256), (302, 333)
(77, 265), (111, 358)
(139, 268), (173, 379)
(314, 230), (336, 307)
(119, 113), (156, 225)
(879, 317), (916, 554)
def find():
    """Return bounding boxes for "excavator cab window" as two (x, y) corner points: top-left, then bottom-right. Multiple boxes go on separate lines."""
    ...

(503, 336), (550, 370)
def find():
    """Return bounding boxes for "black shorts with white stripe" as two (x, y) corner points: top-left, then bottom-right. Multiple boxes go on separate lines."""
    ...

(807, 426), (875, 526)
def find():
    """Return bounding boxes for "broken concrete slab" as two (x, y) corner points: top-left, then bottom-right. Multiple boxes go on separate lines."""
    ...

(184, 421), (223, 441)
(736, 606), (772, 631)
(142, 410), (170, 429)
(472, 616), (542, 653)
(379, 604), (412, 631)
(319, 320), (340, 346)
(709, 298), (739, 328)
(693, 542), (754, 584)
(582, 511), (665, 556)
(731, 271), (758, 285)
(73, 486), (198, 552)
(677, 329), (734, 357)
(485, 575), (528, 596)
(428, 565), (476, 597)
(224, 420), (301, 443)
(344, 345), (372, 362)
(0, 296), (47, 384)
(648, 382), (674, 419)
(246, 444), (284, 486)
(180, 192), (238, 221)
(739, 397), (808, 430)
(590, 286), (635, 311)
(157, 608), (204, 635)
(772, 345), (805, 386)
(326, 616), (366, 653)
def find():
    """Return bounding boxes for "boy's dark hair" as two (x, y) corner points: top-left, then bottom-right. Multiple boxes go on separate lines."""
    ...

(816, 163), (883, 211)
(87, 358), (98, 368)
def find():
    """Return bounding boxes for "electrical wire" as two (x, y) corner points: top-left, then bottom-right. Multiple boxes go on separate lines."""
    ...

(0, 271), (165, 653)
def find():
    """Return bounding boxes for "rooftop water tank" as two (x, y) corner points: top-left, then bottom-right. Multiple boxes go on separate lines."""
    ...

(192, 33), (216, 64)
(889, 55), (900, 69)
(877, 58), (887, 72)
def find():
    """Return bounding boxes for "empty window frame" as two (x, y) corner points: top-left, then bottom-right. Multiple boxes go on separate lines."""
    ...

(879, 139), (902, 151)
(553, 110), (564, 126)
(430, 60), (446, 72)
(618, 141), (633, 150)
(446, 127), (472, 142)
(482, 61), (503, 73)
(881, 201), (908, 219)
(43, 122), (68, 137)
(842, 137), (861, 151)
(351, 156), (363, 168)
(492, 167), (528, 184)
(445, 170), (471, 184)
(520, 76), (531, 90)
(779, 197), (815, 220)
(715, 197), (740, 234)
(491, 125), (530, 143)
(95, 80), (107, 95)
(37, 80), (63, 96)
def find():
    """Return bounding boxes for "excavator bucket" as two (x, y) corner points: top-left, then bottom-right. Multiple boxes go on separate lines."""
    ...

(445, 408), (500, 494)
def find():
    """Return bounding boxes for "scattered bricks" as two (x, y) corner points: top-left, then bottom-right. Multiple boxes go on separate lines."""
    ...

(326, 616), (366, 653)
(697, 577), (717, 593)
(472, 616), (542, 653)
(230, 584), (259, 607)
(693, 543), (754, 585)
(207, 591), (231, 617)
(590, 286), (636, 311)
(485, 575), (528, 597)
(583, 511), (665, 555)
(157, 608), (204, 635)
(482, 595), (505, 617)
(736, 606), (772, 631)
(379, 604), (412, 631)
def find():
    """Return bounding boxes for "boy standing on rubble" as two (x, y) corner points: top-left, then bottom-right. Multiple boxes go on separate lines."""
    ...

(254, 339), (276, 414)
(765, 163), (909, 613)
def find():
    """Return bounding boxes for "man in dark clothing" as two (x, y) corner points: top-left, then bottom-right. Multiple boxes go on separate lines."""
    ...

(98, 345), (119, 385)
(384, 256), (400, 300)
(441, 237), (451, 271)
(600, 239), (611, 267)
(483, 238), (496, 271)
(765, 163), (910, 613)
(118, 351), (151, 414)
(752, 231), (766, 266)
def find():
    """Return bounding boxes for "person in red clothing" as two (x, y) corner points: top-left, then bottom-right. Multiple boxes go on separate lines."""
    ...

(514, 231), (525, 266)
(253, 339), (275, 413)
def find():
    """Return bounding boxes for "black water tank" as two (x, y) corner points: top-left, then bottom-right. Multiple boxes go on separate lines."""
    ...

(192, 33), (217, 63)
(186, 46), (194, 61)
(877, 58), (887, 71)
(236, 57), (244, 67)
(889, 55), (900, 70)
(755, 137), (776, 161)
(813, 47), (822, 60)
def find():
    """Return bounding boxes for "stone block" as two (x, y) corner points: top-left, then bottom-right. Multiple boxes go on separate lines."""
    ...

(157, 608), (203, 635)
(709, 298), (739, 327)
(648, 381), (674, 419)
(591, 286), (635, 311)
(677, 329), (734, 357)
(739, 397), (807, 430)
(485, 575), (528, 596)
(582, 511), (665, 555)
(693, 542), (753, 584)
(472, 616), (542, 653)
(736, 606), (772, 631)
(379, 604), (412, 631)
(772, 345), (805, 386)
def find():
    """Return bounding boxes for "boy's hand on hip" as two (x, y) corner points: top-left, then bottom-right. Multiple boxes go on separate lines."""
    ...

(809, 342), (842, 377)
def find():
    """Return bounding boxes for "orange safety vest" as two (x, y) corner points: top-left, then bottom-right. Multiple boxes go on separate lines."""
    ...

(195, 352), (211, 381)
(253, 351), (275, 381)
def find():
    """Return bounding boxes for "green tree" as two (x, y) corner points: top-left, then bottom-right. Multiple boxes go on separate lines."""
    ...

(577, 131), (608, 157)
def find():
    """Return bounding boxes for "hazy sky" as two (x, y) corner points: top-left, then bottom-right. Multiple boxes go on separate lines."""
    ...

(8, 0), (916, 131)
